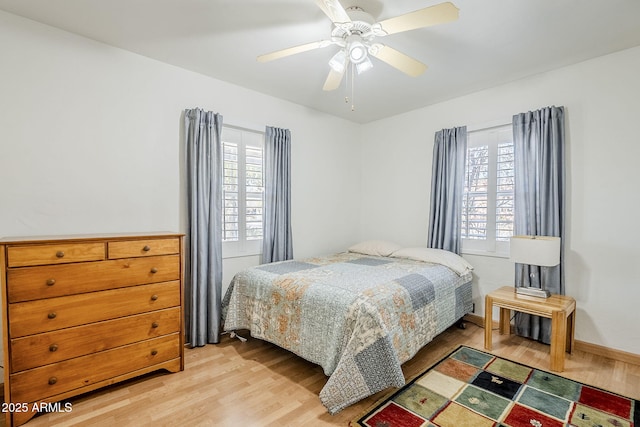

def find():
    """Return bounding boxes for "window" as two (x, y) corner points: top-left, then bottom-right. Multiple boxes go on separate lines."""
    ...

(461, 124), (514, 256)
(222, 126), (264, 257)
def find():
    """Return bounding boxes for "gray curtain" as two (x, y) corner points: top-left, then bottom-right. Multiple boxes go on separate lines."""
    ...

(428, 126), (467, 254)
(262, 126), (293, 263)
(513, 106), (566, 343)
(184, 108), (223, 346)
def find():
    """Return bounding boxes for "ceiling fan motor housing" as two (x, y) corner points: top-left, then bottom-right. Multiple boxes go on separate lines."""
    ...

(332, 7), (376, 37)
(345, 6), (376, 25)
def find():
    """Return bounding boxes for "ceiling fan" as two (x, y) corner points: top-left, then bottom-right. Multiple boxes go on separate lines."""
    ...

(257, 0), (459, 92)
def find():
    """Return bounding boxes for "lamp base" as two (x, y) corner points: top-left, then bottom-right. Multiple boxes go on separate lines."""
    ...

(516, 286), (550, 298)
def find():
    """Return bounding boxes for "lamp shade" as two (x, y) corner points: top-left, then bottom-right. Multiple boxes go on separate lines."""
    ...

(509, 235), (560, 267)
(348, 41), (367, 63)
(329, 49), (346, 73)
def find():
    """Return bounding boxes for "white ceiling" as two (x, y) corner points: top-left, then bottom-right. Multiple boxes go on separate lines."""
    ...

(2, 0), (640, 123)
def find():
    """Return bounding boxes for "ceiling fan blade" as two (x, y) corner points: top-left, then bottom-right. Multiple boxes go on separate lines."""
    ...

(377, 2), (459, 36)
(370, 45), (427, 77)
(257, 40), (330, 62)
(316, 0), (351, 24)
(323, 68), (345, 91)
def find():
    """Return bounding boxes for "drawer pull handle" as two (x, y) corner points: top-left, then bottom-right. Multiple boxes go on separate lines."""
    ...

(151, 350), (158, 356)
(48, 312), (57, 319)
(151, 294), (159, 301)
(143, 245), (151, 252)
(46, 278), (56, 286)
(49, 344), (59, 352)
(150, 267), (158, 274)
(55, 251), (65, 258)
(152, 322), (159, 328)
(48, 377), (58, 385)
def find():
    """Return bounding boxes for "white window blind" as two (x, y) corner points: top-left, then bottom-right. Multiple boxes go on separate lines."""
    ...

(245, 145), (264, 241)
(222, 126), (264, 257)
(495, 141), (514, 242)
(462, 124), (514, 256)
(223, 142), (239, 241)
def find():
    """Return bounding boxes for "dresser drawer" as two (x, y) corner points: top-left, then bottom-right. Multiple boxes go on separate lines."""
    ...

(108, 238), (180, 259)
(9, 281), (181, 337)
(10, 307), (181, 372)
(10, 333), (180, 404)
(7, 254), (180, 303)
(6, 242), (105, 267)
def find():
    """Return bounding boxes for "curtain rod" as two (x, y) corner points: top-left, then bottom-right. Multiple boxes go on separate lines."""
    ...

(467, 118), (511, 133)
(223, 122), (265, 135)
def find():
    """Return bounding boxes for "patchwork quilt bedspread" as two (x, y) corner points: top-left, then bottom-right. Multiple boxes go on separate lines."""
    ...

(222, 252), (473, 414)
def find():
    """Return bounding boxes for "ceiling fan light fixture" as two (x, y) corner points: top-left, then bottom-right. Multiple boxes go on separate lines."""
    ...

(348, 41), (368, 64)
(356, 56), (373, 74)
(328, 49), (347, 73)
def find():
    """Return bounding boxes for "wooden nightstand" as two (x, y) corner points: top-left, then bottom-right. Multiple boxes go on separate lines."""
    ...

(484, 286), (576, 372)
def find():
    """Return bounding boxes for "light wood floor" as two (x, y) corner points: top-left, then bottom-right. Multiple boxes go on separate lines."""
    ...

(10, 323), (640, 427)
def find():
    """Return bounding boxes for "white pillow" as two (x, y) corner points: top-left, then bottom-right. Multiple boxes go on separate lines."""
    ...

(391, 247), (473, 276)
(348, 240), (402, 257)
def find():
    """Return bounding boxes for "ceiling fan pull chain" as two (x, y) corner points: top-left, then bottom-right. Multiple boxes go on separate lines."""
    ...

(344, 60), (350, 105)
(351, 62), (356, 111)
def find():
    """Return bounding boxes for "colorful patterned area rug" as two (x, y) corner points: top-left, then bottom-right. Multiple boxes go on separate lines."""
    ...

(352, 345), (639, 427)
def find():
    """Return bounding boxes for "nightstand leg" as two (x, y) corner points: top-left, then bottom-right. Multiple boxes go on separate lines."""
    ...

(550, 310), (567, 372)
(566, 311), (575, 354)
(499, 308), (510, 335)
(484, 295), (493, 350)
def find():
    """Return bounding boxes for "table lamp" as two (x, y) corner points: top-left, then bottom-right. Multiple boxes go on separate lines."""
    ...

(510, 235), (561, 298)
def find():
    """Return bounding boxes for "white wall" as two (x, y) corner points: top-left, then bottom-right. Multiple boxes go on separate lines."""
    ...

(0, 11), (362, 377)
(0, 11), (361, 254)
(360, 45), (640, 355)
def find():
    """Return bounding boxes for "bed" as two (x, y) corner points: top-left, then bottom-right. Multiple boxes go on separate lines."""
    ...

(221, 242), (473, 414)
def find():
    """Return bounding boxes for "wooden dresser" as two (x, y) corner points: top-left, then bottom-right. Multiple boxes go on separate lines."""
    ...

(0, 232), (185, 426)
